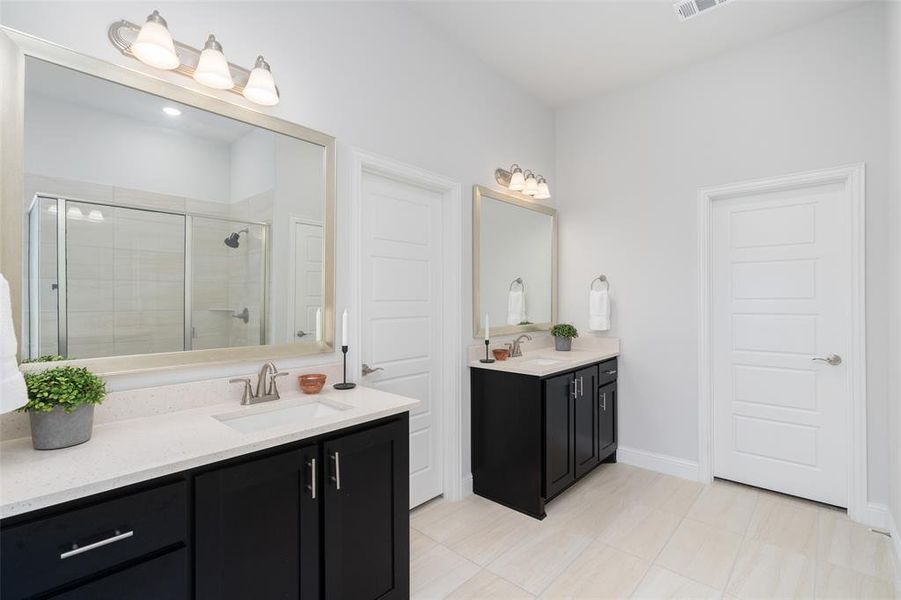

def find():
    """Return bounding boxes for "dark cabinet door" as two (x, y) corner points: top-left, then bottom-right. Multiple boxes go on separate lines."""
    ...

(195, 445), (319, 600)
(574, 365), (600, 478)
(544, 372), (575, 498)
(598, 382), (617, 454)
(323, 417), (409, 600)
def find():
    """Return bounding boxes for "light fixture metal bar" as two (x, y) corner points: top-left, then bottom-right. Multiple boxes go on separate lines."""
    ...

(108, 20), (253, 95)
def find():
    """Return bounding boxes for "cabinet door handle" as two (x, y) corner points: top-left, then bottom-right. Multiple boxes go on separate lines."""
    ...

(604, 369), (617, 376)
(579, 376), (584, 397)
(570, 380), (577, 399)
(60, 530), (134, 560)
(331, 451), (341, 490)
(601, 392), (607, 411)
(307, 458), (317, 499)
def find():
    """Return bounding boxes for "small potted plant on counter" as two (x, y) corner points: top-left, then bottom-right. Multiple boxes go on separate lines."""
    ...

(550, 323), (578, 351)
(19, 357), (106, 450)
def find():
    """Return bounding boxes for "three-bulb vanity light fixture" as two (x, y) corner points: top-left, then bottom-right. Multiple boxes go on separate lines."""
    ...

(108, 10), (280, 106)
(494, 164), (551, 200)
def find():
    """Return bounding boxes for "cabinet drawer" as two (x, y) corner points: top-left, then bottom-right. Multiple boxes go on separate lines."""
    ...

(1, 480), (187, 599)
(48, 547), (188, 600)
(597, 359), (618, 386)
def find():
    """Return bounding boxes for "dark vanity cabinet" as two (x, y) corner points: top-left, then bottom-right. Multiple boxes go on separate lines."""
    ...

(472, 357), (617, 519)
(1, 414), (409, 600)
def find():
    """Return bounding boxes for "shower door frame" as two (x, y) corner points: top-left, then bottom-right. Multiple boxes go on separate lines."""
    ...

(28, 193), (270, 359)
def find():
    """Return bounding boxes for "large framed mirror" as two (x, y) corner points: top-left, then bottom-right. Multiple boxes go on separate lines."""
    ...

(473, 185), (557, 338)
(0, 28), (336, 375)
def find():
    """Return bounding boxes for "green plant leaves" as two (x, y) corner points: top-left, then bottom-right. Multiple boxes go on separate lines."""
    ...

(550, 323), (579, 339)
(20, 366), (107, 414)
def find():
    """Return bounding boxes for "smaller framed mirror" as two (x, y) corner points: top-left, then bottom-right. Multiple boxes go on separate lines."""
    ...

(473, 185), (557, 338)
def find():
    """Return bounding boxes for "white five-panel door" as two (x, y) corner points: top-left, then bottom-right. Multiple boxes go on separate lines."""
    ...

(292, 221), (323, 343)
(711, 179), (851, 506)
(360, 171), (444, 508)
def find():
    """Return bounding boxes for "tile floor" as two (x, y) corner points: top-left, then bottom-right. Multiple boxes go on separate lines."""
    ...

(410, 463), (898, 599)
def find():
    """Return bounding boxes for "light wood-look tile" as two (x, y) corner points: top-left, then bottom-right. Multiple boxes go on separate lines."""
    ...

(817, 509), (896, 582)
(540, 541), (649, 599)
(412, 530), (482, 600)
(815, 563), (896, 599)
(635, 474), (705, 518)
(631, 566), (721, 599)
(446, 507), (542, 566)
(655, 518), (743, 590)
(745, 492), (818, 557)
(486, 524), (594, 596)
(686, 480), (759, 535)
(599, 501), (682, 560)
(725, 538), (815, 599)
(446, 569), (535, 599)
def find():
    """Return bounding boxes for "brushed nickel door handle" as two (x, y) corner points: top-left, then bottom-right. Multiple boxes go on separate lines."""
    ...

(812, 354), (842, 366)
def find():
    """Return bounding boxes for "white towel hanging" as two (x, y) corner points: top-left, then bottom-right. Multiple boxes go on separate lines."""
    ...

(589, 275), (611, 331)
(507, 289), (526, 325)
(0, 274), (28, 414)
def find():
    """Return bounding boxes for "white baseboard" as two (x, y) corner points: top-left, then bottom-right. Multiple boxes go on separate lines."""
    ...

(616, 446), (700, 482)
(461, 473), (473, 497)
(887, 507), (901, 585)
(852, 502), (890, 530)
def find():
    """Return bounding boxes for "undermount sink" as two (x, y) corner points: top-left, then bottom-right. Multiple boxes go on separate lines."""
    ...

(519, 358), (563, 368)
(214, 399), (352, 433)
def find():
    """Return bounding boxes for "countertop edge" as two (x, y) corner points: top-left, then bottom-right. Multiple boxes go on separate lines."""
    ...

(468, 350), (619, 377)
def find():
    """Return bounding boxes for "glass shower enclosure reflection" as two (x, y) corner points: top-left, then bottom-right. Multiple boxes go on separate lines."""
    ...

(26, 196), (269, 360)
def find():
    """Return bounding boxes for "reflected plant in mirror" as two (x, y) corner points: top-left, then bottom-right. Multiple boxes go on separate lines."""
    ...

(473, 185), (557, 338)
(16, 56), (334, 364)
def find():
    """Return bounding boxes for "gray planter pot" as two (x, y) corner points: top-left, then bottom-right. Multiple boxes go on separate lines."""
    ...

(555, 336), (572, 351)
(29, 404), (94, 450)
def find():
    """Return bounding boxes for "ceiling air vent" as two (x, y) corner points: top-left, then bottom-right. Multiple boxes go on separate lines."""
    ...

(674, 0), (730, 22)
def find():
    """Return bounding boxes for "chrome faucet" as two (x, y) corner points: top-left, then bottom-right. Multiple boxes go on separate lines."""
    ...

(509, 334), (532, 358)
(229, 362), (289, 405)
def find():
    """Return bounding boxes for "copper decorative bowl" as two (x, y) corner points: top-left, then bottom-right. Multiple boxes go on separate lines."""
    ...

(492, 348), (509, 361)
(299, 374), (327, 394)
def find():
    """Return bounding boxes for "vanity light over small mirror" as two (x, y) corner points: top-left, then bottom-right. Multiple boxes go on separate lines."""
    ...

(109, 10), (280, 106)
(495, 164), (551, 200)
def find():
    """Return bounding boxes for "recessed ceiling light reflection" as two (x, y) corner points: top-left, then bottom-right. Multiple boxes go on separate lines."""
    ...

(162, 106), (182, 116)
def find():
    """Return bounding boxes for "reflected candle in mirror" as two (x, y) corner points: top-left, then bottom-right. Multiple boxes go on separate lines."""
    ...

(341, 308), (348, 347)
(315, 308), (322, 342)
(485, 314), (490, 340)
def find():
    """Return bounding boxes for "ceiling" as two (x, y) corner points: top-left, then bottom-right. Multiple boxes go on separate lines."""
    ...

(25, 57), (255, 144)
(407, 0), (868, 108)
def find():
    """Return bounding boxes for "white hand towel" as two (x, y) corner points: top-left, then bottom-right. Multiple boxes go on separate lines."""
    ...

(588, 289), (610, 331)
(507, 290), (526, 325)
(0, 274), (27, 413)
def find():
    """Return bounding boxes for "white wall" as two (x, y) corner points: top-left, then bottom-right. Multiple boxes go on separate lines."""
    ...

(25, 94), (232, 202)
(886, 0), (901, 543)
(1, 1), (556, 487)
(555, 4), (891, 505)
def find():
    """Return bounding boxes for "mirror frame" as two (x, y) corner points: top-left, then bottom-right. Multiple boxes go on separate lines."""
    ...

(472, 185), (557, 338)
(0, 27), (337, 376)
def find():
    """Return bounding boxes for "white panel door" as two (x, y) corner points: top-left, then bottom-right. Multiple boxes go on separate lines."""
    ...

(292, 222), (322, 343)
(712, 181), (851, 506)
(361, 172), (444, 508)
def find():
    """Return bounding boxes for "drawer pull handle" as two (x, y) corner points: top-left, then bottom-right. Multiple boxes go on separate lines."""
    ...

(603, 369), (617, 376)
(60, 530), (134, 560)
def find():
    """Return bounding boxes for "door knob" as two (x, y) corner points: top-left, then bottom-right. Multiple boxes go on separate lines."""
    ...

(812, 354), (842, 366)
(296, 330), (307, 338)
(362, 363), (384, 376)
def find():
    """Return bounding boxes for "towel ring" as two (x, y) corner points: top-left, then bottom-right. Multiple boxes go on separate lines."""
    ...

(509, 277), (524, 291)
(590, 275), (608, 291)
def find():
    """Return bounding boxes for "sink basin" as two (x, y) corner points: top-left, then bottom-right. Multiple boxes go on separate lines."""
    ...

(214, 399), (352, 433)
(520, 358), (563, 368)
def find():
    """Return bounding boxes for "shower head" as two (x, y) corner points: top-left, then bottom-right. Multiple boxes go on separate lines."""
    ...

(224, 228), (249, 248)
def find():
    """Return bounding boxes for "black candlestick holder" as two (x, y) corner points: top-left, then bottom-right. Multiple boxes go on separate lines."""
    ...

(333, 345), (357, 389)
(479, 339), (495, 363)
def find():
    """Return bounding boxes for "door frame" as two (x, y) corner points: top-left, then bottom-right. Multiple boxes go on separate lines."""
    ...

(288, 216), (324, 343)
(696, 163), (870, 523)
(349, 149), (464, 502)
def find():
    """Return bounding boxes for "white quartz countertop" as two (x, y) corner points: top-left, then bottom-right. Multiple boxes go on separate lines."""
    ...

(469, 347), (618, 377)
(0, 386), (418, 519)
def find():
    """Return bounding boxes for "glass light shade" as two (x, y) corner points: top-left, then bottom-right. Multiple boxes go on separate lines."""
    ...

(194, 35), (234, 90)
(534, 180), (551, 200)
(509, 169), (525, 191)
(131, 11), (179, 70)
(243, 56), (279, 106)
(523, 173), (539, 196)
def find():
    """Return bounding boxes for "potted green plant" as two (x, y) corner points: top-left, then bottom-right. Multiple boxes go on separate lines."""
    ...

(19, 358), (106, 450)
(550, 323), (578, 351)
